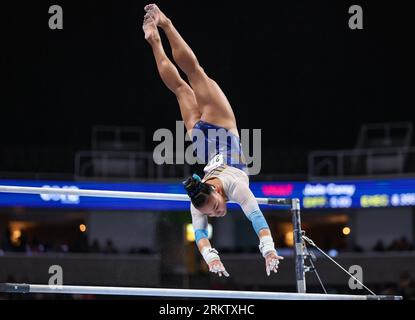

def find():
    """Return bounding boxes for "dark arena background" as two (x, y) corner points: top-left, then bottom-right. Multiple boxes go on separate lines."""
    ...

(0, 0), (414, 307)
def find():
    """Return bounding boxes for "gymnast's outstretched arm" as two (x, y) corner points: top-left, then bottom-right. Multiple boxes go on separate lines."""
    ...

(191, 204), (230, 277)
(230, 183), (285, 276)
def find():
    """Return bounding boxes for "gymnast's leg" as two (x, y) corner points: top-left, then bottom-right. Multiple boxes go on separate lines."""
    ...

(144, 4), (239, 136)
(143, 14), (201, 133)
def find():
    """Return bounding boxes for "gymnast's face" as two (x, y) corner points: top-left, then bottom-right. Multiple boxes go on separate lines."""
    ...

(200, 191), (227, 217)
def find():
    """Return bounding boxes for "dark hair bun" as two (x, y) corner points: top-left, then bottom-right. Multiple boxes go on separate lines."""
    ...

(183, 174), (203, 198)
(183, 174), (213, 208)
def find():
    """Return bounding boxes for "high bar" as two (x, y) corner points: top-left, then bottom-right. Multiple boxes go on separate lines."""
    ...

(0, 283), (402, 300)
(0, 185), (292, 206)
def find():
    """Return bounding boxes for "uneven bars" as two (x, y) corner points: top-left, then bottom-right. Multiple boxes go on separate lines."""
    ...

(0, 185), (403, 301)
(0, 283), (402, 300)
(0, 185), (291, 206)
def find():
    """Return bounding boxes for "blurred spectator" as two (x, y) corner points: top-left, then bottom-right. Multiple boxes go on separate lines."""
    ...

(29, 237), (46, 253)
(373, 240), (385, 252)
(16, 231), (28, 253)
(397, 272), (415, 300)
(398, 237), (414, 251)
(1, 228), (13, 251)
(90, 239), (101, 253)
(72, 232), (89, 253)
(103, 239), (118, 254)
(388, 237), (414, 251)
(391, 239), (400, 251)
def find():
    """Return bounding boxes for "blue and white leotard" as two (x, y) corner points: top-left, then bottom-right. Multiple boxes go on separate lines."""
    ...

(191, 120), (248, 173)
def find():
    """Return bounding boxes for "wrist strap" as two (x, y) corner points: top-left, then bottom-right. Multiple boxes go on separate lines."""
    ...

(201, 246), (220, 264)
(259, 235), (277, 258)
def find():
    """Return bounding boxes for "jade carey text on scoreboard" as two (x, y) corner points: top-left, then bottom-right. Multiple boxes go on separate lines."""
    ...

(0, 178), (414, 210)
(259, 179), (415, 209)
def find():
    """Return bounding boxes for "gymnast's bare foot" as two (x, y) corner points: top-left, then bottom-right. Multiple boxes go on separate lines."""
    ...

(144, 4), (171, 28)
(143, 13), (160, 43)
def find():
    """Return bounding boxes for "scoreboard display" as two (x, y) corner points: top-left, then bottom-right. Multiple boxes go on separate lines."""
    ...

(0, 178), (414, 211)
(254, 179), (415, 209)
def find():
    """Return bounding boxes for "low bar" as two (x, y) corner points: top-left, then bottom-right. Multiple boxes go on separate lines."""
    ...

(0, 283), (402, 300)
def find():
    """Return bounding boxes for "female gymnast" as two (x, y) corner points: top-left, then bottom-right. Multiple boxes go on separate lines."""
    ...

(143, 4), (283, 277)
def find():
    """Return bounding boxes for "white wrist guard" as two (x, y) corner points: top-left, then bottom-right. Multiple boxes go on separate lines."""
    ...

(201, 246), (220, 264)
(259, 235), (277, 258)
